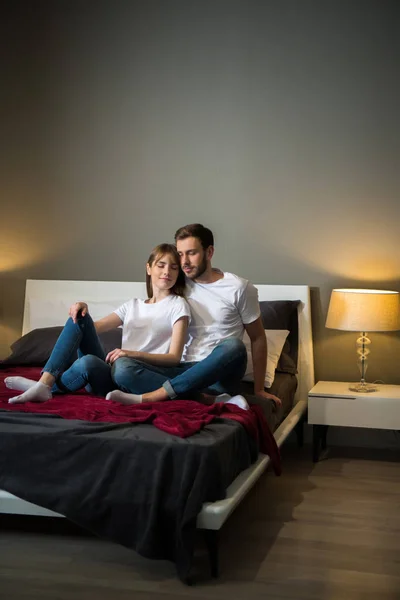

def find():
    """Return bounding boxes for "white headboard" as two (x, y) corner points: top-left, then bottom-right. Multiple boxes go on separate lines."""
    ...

(22, 280), (314, 405)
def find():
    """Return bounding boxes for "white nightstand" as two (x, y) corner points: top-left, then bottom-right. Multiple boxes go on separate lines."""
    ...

(308, 381), (400, 461)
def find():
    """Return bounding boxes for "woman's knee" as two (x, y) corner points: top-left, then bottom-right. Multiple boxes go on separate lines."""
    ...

(65, 312), (89, 324)
(77, 354), (105, 374)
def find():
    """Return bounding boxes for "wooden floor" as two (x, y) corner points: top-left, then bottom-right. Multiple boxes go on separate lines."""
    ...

(1, 444), (400, 599)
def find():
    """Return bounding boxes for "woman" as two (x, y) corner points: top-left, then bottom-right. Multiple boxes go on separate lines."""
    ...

(6, 243), (190, 404)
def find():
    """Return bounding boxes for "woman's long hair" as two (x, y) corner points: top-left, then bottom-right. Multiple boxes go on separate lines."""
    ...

(146, 243), (186, 298)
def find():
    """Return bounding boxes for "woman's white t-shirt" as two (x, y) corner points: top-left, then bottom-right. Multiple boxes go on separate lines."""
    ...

(113, 295), (190, 355)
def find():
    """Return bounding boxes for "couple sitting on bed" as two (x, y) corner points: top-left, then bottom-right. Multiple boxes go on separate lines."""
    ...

(6, 223), (281, 408)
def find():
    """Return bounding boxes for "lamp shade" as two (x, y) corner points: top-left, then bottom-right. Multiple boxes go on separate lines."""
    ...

(326, 289), (400, 332)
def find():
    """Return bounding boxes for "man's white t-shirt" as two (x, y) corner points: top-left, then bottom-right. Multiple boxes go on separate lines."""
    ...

(181, 271), (260, 362)
(114, 295), (190, 355)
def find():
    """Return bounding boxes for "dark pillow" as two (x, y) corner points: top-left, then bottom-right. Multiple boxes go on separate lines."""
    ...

(259, 300), (300, 374)
(1, 326), (123, 367)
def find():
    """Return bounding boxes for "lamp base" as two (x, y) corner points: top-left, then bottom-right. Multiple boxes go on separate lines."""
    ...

(348, 381), (378, 393)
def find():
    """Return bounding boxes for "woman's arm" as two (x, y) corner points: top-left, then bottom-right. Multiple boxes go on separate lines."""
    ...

(94, 312), (123, 334)
(68, 302), (122, 333)
(106, 316), (189, 366)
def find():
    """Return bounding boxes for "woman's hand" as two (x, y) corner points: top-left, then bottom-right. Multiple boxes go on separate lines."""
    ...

(69, 302), (89, 323)
(106, 348), (136, 364)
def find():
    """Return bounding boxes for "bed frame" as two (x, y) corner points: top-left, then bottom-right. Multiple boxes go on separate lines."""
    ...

(0, 280), (314, 577)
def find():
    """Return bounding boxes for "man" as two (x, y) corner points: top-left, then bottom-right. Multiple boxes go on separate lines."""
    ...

(107, 223), (281, 407)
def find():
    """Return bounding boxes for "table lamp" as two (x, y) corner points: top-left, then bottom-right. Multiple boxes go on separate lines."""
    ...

(326, 288), (400, 392)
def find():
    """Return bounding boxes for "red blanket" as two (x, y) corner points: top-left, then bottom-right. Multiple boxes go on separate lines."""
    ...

(0, 366), (281, 475)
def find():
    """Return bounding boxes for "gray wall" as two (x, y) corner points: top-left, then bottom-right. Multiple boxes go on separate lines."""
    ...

(2, 0), (400, 387)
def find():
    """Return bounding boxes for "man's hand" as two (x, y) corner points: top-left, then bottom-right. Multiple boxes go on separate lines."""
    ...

(105, 348), (135, 364)
(69, 302), (89, 323)
(255, 389), (282, 408)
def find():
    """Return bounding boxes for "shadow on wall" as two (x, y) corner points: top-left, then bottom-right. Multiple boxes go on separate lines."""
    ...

(0, 277), (26, 359)
(301, 423), (400, 451)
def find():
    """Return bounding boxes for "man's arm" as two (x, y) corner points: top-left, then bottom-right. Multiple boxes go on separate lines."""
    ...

(244, 317), (282, 407)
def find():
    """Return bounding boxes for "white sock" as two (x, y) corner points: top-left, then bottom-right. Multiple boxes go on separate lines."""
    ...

(227, 395), (249, 410)
(214, 393), (232, 403)
(8, 382), (53, 405)
(5, 376), (38, 392)
(215, 394), (249, 411)
(106, 390), (143, 405)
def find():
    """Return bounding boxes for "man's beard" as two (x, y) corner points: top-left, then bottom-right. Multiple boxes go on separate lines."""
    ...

(185, 253), (208, 280)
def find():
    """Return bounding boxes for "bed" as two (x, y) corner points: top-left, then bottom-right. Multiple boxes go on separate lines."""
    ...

(0, 280), (314, 582)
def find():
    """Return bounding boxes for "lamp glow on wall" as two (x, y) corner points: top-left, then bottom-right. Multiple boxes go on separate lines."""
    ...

(326, 289), (400, 392)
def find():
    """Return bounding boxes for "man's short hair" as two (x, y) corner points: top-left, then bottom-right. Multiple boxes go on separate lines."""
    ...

(174, 223), (214, 250)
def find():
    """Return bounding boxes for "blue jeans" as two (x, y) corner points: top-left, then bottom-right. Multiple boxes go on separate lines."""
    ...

(111, 338), (247, 398)
(43, 314), (114, 397)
